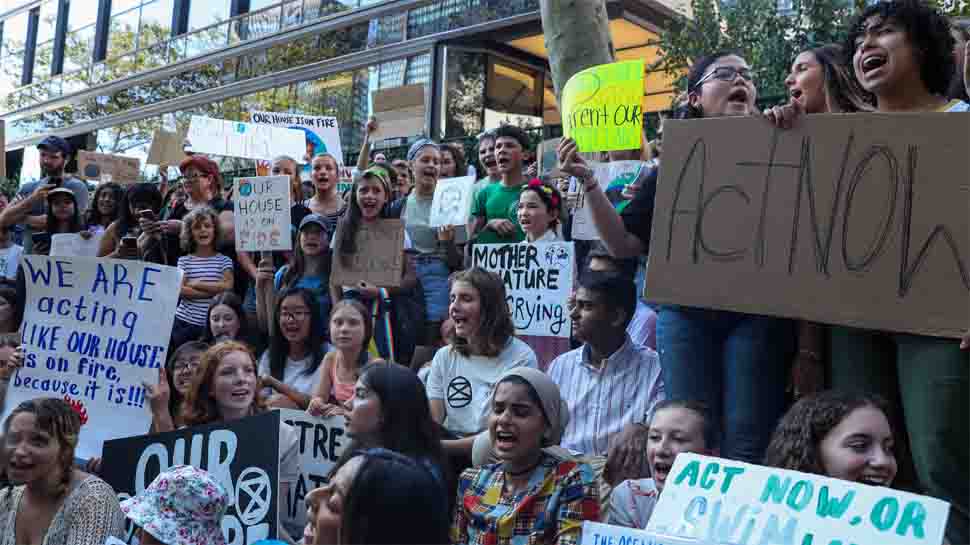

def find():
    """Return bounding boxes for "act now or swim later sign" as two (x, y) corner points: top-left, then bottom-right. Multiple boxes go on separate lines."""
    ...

(646, 113), (969, 338)
(646, 453), (949, 545)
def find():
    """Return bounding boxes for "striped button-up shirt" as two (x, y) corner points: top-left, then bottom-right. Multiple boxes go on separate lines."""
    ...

(547, 336), (665, 456)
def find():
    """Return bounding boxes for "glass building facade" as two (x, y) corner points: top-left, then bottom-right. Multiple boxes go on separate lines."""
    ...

(1, 0), (682, 180)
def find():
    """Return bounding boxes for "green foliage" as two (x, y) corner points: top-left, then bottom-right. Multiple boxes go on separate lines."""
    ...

(657, 0), (859, 105)
(930, 0), (970, 17)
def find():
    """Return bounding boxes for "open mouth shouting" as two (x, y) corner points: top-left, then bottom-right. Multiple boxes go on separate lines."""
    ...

(727, 87), (750, 106)
(652, 459), (673, 487)
(494, 428), (519, 452)
(857, 472), (892, 487)
(859, 53), (888, 79)
(229, 387), (253, 404)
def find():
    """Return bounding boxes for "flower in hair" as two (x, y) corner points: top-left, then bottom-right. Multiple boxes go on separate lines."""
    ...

(527, 178), (560, 208)
(64, 395), (88, 426)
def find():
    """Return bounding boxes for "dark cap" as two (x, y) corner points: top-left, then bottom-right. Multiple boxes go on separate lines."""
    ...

(299, 213), (332, 235)
(37, 136), (72, 156)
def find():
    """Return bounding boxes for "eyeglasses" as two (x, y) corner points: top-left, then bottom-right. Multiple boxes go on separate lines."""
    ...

(693, 66), (754, 89)
(280, 310), (310, 322)
(174, 359), (200, 373)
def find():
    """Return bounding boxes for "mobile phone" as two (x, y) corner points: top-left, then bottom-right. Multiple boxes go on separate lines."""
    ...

(121, 236), (138, 251)
(138, 209), (156, 221)
(49, 176), (62, 188)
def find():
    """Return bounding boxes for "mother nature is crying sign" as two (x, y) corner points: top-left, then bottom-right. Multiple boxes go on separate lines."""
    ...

(2, 256), (182, 459)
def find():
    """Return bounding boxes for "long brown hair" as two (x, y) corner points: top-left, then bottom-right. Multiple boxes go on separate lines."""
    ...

(447, 268), (514, 358)
(184, 340), (265, 425)
(806, 44), (874, 113)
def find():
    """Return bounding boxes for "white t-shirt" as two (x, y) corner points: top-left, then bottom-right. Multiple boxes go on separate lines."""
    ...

(425, 337), (537, 436)
(0, 245), (23, 280)
(257, 352), (325, 396)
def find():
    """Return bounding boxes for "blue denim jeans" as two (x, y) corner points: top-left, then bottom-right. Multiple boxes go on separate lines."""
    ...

(657, 305), (796, 463)
(414, 255), (451, 322)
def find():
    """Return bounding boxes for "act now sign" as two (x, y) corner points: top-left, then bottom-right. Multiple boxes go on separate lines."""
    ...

(646, 454), (949, 545)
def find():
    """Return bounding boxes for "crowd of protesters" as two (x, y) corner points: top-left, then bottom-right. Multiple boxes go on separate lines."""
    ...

(0, 2), (966, 545)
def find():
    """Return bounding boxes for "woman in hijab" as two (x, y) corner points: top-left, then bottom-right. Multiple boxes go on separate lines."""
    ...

(452, 368), (600, 545)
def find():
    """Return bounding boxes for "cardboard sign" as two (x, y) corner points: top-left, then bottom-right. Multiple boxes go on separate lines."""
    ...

(77, 150), (141, 183)
(572, 160), (645, 240)
(277, 410), (348, 531)
(430, 175), (476, 227)
(581, 521), (720, 545)
(645, 113), (970, 338)
(646, 453), (950, 545)
(472, 241), (574, 338)
(371, 84), (426, 140)
(2, 256), (182, 459)
(251, 111), (344, 166)
(234, 175), (293, 252)
(102, 412), (282, 544)
(331, 219), (405, 288)
(50, 232), (104, 257)
(146, 129), (188, 166)
(562, 60), (645, 152)
(186, 116), (306, 161)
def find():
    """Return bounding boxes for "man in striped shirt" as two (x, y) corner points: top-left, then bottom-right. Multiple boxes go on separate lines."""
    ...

(548, 270), (665, 485)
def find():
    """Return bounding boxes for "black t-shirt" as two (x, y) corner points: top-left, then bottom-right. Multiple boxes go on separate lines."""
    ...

(620, 167), (659, 256)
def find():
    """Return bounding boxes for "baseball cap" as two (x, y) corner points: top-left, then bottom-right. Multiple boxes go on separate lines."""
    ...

(46, 187), (76, 202)
(37, 136), (72, 156)
(299, 213), (331, 235)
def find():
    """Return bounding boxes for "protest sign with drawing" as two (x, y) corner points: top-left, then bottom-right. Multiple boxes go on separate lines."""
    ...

(50, 232), (104, 257)
(234, 176), (293, 253)
(77, 150), (141, 183)
(646, 453), (949, 545)
(277, 410), (348, 530)
(430, 175), (476, 227)
(146, 129), (188, 166)
(251, 111), (344, 166)
(1, 256), (182, 459)
(571, 160), (645, 240)
(186, 116), (306, 161)
(562, 60), (645, 153)
(102, 411), (282, 545)
(371, 84), (426, 140)
(645, 113), (970, 338)
(472, 241), (574, 338)
(331, 219), (406, 288)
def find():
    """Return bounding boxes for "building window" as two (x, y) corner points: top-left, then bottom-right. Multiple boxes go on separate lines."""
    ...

(188, 0), (230, 32)
(0, 10), (31, 96)
(484, 59), (542, 130)
(443, 48), (485, 139)
(63, 0), (99, 73)
(106, 0), (175, 60)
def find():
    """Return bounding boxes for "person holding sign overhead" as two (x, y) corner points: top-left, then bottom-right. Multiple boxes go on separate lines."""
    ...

(0, 398), (125, 545)
(561, 53), (797, 466)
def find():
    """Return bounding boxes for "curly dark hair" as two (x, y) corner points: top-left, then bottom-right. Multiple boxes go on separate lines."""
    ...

(86, 182), (124, 228)
(763, 390), (894, 476)
(439, 143), (468, 177)
(3, 398), (80, 497)
(844, 0), (956, 98)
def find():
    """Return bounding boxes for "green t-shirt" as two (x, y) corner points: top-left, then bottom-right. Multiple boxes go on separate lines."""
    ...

(471, 182), (525, 244)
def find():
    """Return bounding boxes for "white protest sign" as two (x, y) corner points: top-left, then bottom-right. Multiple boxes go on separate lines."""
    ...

(234, 175), (293, 252)
(572, 161), (644, 240)
(646, 453), (950, 545)
(3, 256), (183, 459)
(251, 111), (344, 166)
(430, 175), (476, 227)
(50, 232), (104, 257)
(277, 409), (348, 531)
(472, 241), (574, 338)
(581, 521), (720, 545)
(186, 116), (305, 161)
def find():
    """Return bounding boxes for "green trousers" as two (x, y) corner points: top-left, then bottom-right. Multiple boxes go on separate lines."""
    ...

(830, 327), (969, 545)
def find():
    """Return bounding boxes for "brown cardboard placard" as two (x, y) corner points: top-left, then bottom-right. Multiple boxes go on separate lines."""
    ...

(331, 219), (405, 288)
(77, 150), (141, 183)
(146, 129), (188, 166)
(0, 120), (6, 181)
(371, 84), (426, 140)
(645, 113), (970, 338)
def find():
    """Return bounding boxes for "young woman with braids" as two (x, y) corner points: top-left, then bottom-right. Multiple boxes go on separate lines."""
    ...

(0, 398), (124, 545)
